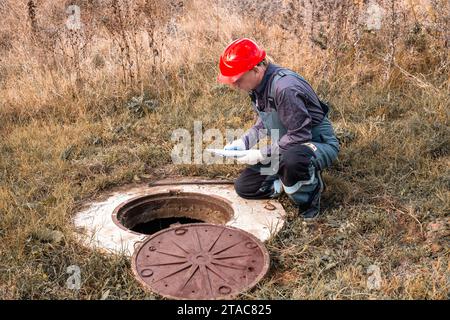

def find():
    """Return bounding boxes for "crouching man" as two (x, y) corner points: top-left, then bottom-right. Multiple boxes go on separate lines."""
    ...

(217, 38), (340, 220)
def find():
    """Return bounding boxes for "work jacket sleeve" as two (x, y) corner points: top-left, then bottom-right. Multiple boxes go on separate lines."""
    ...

(261, 86), (313, 158)
(241, 114), (267, 150)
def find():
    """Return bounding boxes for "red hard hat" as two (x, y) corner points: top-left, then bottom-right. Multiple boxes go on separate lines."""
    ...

(217, 38), (266, 84)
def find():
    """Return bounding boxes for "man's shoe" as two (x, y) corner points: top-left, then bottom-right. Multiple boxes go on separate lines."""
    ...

(271, 178), (283, 198)
(258, 175), (283, 198)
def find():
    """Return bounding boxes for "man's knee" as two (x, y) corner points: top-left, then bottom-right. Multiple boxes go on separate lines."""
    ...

(234, 167), (272, 199)
(234, 176), (246, 197)
(234, 172), (257, 198)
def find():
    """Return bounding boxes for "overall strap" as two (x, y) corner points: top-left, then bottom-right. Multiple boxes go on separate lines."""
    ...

(267, 69), (330, 116)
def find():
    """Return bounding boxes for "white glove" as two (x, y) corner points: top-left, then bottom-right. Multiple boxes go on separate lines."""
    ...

(224, 139), (246, 151)
(236, 149), (264, 165)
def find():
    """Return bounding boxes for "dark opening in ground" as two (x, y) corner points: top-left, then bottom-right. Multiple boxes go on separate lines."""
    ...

(130, 216), (204, 235)
(113, 191), (234, 235)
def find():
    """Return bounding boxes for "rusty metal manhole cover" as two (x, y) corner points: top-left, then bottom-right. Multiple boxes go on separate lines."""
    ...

(131, 223), (270, 299)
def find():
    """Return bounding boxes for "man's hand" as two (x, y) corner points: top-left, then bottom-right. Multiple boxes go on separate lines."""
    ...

(224, 139), (246, 150)
(236, 149), (264, 165)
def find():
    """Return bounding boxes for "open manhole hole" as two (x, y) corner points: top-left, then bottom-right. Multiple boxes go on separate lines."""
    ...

(112, 192), (234, 235)
(131, 223), (270, 300)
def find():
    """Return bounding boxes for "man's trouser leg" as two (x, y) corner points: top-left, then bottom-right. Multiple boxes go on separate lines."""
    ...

(234, 144), (315, 200)
(234, 163), (279, 199)
(234, 116), (339, 218)
(283, 116), (340, 218)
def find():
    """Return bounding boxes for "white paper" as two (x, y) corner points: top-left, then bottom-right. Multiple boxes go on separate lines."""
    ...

(205, 148), (249, 158)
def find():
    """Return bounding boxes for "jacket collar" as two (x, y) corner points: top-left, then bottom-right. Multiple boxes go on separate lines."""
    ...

(252, 62), (279, 97)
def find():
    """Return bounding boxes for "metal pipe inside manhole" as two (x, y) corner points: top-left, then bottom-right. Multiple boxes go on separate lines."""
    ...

(112, 191), (234, 235)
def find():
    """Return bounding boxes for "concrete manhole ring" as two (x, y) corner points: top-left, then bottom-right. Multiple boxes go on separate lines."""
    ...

(131, 223), (270, 300)
(73, 178), (286, 255)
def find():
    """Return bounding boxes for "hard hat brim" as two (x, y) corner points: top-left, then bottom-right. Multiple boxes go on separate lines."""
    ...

(217, 70), (246, 84)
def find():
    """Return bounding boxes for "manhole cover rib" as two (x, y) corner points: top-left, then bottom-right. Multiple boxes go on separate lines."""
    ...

(131, 223), (270, 300)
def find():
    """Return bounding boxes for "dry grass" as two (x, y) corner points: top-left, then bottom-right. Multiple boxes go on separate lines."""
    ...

(0, 0), (449, 299)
